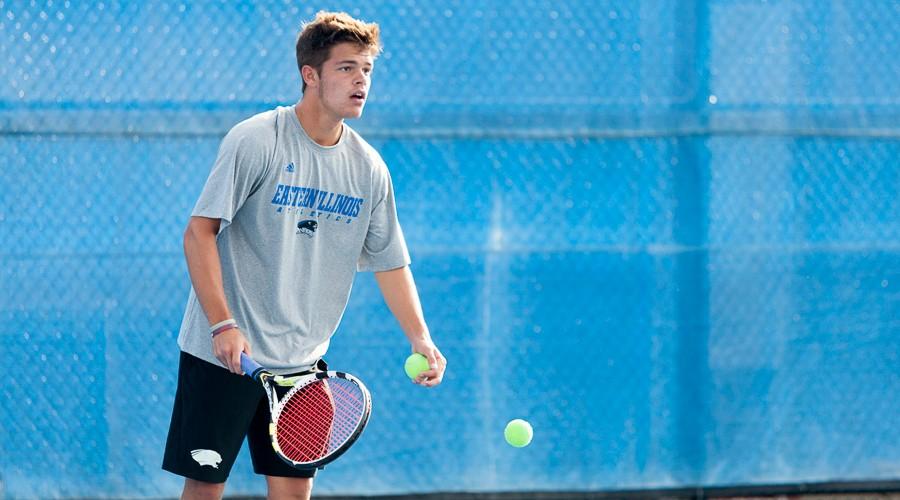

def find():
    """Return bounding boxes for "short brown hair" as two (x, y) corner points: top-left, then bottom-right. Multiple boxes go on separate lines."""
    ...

(295, 11), (382, 92)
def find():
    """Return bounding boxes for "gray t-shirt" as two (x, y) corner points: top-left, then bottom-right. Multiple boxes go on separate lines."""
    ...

(178, 105), (410, 373)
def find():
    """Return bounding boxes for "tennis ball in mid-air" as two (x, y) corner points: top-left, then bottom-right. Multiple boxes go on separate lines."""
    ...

(404, 353), (430, 379)
(504, 419), (533, 447)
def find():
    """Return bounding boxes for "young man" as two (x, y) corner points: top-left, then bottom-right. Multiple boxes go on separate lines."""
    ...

(162, 11), (447, 500)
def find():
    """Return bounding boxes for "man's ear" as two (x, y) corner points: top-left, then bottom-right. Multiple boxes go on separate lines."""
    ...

(301, 65), (319, 88)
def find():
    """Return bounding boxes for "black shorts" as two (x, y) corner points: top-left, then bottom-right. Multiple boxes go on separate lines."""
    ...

(162, 351), (326, 483)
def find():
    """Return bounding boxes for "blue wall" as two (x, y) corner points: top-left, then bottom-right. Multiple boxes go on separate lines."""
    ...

(1, 1), (899, 498)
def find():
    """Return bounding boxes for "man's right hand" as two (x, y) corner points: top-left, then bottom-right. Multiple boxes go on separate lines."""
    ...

(213, 328), (252, 374)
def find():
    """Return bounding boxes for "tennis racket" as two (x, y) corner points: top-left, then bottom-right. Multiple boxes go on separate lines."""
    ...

(240, 352), (372, 469)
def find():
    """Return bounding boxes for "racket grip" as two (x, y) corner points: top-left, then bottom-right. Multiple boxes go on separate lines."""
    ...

(240, 352), (265, 380)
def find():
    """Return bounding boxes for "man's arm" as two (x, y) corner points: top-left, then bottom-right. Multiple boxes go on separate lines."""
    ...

(183, 216), (250, 373)
(374, 266), (447, 387)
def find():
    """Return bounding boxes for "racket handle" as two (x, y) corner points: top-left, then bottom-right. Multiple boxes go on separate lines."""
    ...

(240, 352), (265, 380)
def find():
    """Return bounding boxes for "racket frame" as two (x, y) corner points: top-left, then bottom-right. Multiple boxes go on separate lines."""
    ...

(241, 354), (372, 470)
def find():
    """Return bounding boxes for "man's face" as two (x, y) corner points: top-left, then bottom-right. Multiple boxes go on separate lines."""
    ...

(312, 42), (374, 120)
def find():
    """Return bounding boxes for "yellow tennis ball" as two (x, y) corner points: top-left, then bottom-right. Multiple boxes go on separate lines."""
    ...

(404, 353), (430, 379)
(504, 419), (533, 447)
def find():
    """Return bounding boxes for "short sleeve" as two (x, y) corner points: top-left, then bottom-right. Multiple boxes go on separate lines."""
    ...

(191, 118), (274, 231)
(357, 165), (411, 272)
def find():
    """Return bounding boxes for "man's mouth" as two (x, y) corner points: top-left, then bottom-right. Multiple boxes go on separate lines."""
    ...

(350, 91), (366, 102)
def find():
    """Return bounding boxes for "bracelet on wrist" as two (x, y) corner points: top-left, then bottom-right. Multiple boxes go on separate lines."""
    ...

(210, 319), (238, 338)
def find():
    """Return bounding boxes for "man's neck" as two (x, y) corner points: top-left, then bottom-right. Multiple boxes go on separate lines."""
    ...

(295, 99), (343, 146)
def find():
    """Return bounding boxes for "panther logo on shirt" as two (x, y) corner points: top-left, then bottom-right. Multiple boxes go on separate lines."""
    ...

(297, 219), (318, 238)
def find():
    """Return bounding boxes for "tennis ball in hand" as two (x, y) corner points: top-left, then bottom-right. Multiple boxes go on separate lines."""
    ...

(504, 419), (533, 447)
(404, 353), (430, 379)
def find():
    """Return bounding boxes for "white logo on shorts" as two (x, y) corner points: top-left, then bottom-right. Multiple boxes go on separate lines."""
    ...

(191, 449), (223, 468)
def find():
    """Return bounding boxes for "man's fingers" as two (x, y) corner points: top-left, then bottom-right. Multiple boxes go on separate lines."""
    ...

(420, 373), (444, 387)
(425, 352), (439, 371)
(241, 343), (252, 374)
(408, 343), (446, 387)
(415, 366), (445, 387)
(216, 347), (242, 374)
(211, 329), (250, 374)
(231, 350), (243, 374)
(415, 368), (438, 382)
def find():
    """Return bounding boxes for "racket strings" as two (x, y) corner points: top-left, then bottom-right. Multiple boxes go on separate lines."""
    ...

(276, 378), (366, 463)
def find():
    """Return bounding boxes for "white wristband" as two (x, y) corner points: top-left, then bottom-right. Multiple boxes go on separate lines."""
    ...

(209, 318), (237, 334)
